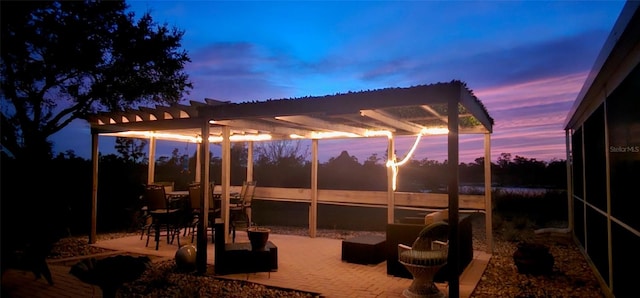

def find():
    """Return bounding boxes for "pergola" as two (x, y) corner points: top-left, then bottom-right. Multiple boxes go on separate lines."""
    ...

(87, 80), (493, 296)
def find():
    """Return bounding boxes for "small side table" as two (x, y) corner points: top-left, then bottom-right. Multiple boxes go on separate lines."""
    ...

(342, 235), (386, 264)
(214, 222), (278, 275)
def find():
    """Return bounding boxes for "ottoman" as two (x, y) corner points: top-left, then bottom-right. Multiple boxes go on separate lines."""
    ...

(342, 235), (386, 265)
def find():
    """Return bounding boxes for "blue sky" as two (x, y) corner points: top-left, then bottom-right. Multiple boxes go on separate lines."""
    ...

(52, 0), (626, 163)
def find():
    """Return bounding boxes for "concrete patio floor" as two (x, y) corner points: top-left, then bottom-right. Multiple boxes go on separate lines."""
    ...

(1, 230), (490, 298)
(94, 230), (490, 297)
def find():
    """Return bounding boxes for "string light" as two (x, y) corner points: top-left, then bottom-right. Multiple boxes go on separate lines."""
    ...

(385, 127), (448, 190)
(364, 130), (393, 138)
(198, 134), (272, 142)
(289, 131), (360, 139)
(106, 131), (272, 143)
(105, 131), (199, 142)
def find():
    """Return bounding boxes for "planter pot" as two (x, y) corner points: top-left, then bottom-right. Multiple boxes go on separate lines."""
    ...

(247, 227), (271, 251)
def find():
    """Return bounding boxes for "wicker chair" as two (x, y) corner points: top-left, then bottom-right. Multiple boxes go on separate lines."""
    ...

(398, 221), (449, 298)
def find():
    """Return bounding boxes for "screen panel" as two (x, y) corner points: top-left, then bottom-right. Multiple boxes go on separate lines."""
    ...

(572, 128), (584, 199)
(585, 207), (610, 286)
(611, 222), (639, 297)
(607, 65), (640, 232)
(583, 105), (607, 212)
(574, 198), (585, 247)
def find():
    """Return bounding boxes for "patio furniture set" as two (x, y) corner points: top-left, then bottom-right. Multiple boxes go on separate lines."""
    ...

(139, 180), (257, 250)
(140, 183), (468, 295)
(136, 180), (278, 277)
(341, 209), (473, 298)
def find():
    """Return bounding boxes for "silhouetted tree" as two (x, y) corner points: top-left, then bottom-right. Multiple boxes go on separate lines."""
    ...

(255, 140), (308, 165)
(361, 153), (386, 190)
(114, 137), (148, 163)
(1, 1), (192, 162)
(254, 140), (309, 187)
(545, 159), (567, 188)
(320, 151), (362, 190)
(417, 158), (447, 192)
(230, 143), (249, 185)
(495, 152), (514, 185)
(1, 0), (191, 254)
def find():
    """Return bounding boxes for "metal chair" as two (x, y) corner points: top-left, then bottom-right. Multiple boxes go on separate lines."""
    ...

(398, 221), (449, 298)
(229, 180), (257, 242)
(144, 184), (182, 250)
(187, 182), (220, 243)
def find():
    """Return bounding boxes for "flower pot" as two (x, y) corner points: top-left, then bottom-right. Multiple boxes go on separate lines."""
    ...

(247, 227), (270, 251)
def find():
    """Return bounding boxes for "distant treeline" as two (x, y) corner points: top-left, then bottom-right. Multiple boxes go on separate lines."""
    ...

(0, 145), (566, 234)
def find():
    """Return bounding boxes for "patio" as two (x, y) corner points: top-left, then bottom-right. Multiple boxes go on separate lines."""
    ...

(88, 229), (490, 297)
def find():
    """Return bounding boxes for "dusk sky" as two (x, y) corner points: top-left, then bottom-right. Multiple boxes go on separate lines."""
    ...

(52, 1), (626, 163)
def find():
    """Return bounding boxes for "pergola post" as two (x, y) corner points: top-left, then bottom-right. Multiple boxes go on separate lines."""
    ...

(387, 135), (395, 224)
(246, 141), (254, 224)
(247, 141), (254, 181)
(484, 133), (493, 253)
(148, 135), (156, 185)
(310, 139), (318, 237)
(447, 97), (460, 298)
(221, 126), (231, 243)
(196, 122), (210, 274)
(90, 132), (99, 244)
(195, 140), (201, 183)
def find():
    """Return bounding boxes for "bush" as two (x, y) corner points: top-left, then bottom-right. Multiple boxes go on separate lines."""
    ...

(493, 189), (568, 227)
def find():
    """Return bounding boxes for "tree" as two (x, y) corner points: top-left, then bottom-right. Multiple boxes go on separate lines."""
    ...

(254, 140), (309, 187)
(0, 1), (192, 162)
(496, 153), (512, 169)
(114, 137), (148, 163)
(0, 0), (192, 258)
(255, 140), (308, 166)
(320, 151), (363, 190)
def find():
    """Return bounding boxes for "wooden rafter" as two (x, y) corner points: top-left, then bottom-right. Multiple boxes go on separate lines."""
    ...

(213, 119), (312, 137)
(275, 115), (368, 136)
(360, 109), (424, 134)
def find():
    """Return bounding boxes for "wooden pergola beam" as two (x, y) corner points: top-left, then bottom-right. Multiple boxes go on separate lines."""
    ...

(275, 115), (368, 136)
(360, 109), (424, 134)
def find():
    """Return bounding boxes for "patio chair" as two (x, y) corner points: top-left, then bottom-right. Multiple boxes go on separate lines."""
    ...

(398, 221), (449, 298)
(144, 184), (182, 250)
(136, 195), (152, 240)
(187, 182), (220, 243)
(230, 180), (257, 242)
(154, 181), (174, 193)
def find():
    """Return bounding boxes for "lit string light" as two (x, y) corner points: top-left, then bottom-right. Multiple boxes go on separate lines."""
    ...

(385, 128), (448, 190)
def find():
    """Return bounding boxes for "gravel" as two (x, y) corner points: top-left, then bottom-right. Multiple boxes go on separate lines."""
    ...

(48, 213), (606, 297)
(468, 214), (605, 298)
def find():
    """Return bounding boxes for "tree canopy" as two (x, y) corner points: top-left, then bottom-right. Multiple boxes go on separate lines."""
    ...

(0, 0), (192, 161)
